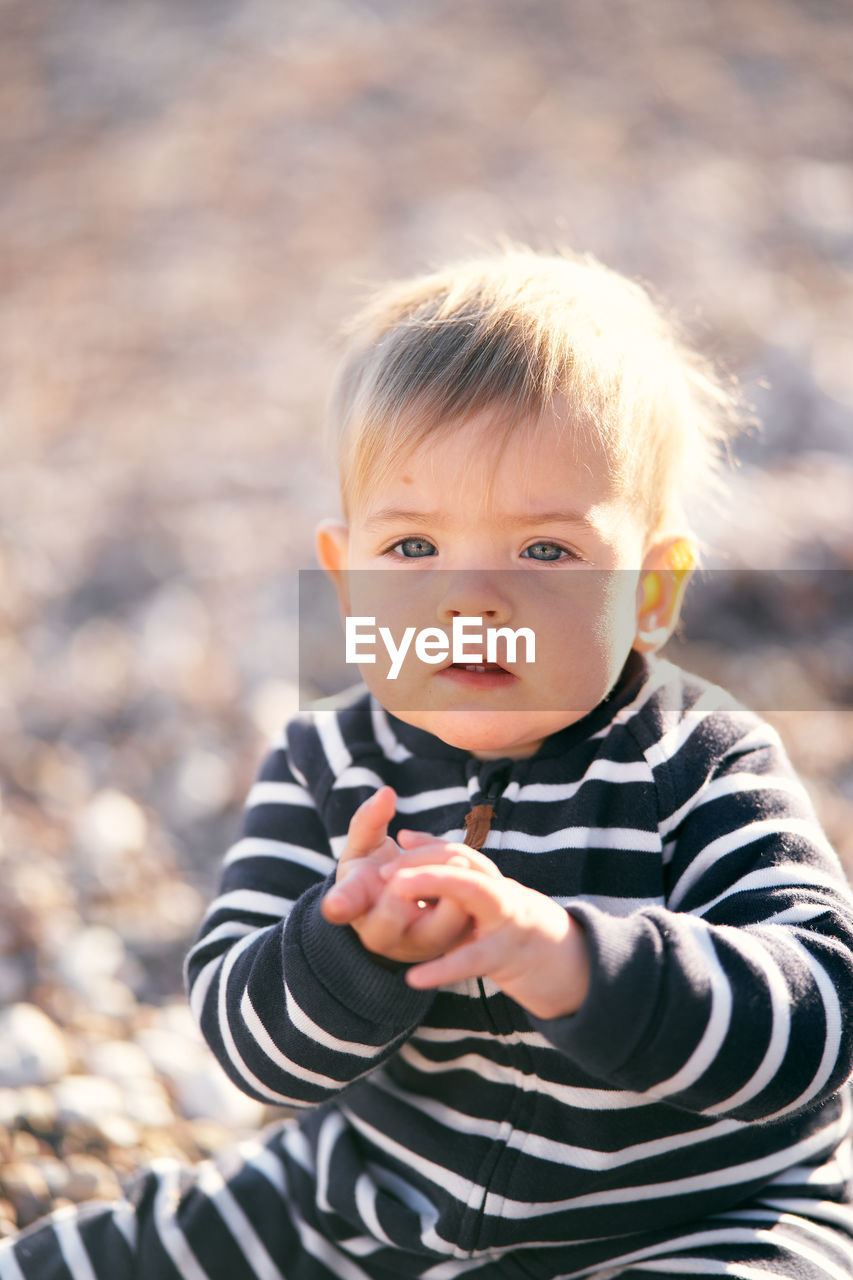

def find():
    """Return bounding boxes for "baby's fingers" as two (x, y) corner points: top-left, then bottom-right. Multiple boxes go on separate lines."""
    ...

(389, 864), (508, 924)
(403, 893), (471, 949)
(352, 889), (424, 956)
(342, 786), (397, 861)
(385, 840), (501, 880)
(404, 935), (499, 991)
(322, 864), (382, 924)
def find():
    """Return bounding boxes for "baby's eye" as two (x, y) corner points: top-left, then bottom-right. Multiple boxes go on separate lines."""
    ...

(521, 541), (573, 562)
(391, 536), (437, 558)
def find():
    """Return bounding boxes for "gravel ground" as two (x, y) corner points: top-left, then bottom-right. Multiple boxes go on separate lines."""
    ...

(1, 0), (852, 1235)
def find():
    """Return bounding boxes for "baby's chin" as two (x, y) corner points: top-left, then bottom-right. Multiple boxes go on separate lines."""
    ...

(401, 708), (578, 760)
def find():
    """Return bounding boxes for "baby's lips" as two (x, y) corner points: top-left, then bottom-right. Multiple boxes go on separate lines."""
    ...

(441, 659), (512, 674)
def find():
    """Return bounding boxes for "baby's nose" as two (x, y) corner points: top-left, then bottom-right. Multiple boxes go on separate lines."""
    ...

(435, 571), (514, 624)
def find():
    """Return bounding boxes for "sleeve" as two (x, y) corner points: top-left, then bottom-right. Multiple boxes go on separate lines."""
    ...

(183, 725), (434, 1109)
(528, 715), (853, 1123)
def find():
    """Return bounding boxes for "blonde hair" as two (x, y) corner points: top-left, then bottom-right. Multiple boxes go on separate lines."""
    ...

(327, 246), (743, 543)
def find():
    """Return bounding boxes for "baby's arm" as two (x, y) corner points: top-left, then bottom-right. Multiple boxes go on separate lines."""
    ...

(388, 724), (853, 1125)
(184, 741), (438, 1109)
(548, 723), (853, 1123)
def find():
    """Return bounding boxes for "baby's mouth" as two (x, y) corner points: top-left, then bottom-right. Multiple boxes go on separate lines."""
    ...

(453, 662), (505, 673)
(439, 661), (517, 687)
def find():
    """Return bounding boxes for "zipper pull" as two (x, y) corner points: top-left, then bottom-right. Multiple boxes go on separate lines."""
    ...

(463, 804), (495, 850)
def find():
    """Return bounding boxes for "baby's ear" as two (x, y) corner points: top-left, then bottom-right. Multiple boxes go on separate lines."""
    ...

(315, 520), (351, 613)
(633, 538), (695, 655)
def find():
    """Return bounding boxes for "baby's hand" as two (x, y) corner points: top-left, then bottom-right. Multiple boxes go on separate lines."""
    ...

(385, 848), (591, 1019)
(321, 785), (401, 925)
(321, 790), (474, 964)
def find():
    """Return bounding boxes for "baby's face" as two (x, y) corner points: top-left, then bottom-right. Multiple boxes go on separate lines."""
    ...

(321, 406), (663, 759)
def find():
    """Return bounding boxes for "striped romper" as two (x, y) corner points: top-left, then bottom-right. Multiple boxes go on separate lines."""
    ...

(4, 652), (853, 1279)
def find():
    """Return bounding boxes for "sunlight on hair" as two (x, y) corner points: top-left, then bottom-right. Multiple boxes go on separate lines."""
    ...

(326, 246), (745, 555)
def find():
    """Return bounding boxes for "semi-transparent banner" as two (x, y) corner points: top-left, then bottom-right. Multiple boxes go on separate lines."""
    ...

(297, 569), (852, 713)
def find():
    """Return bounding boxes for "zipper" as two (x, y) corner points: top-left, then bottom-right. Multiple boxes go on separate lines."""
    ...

(462, 803), (494, 848)
(458, 759), (527, 1254)
(461, 760), (510, 849)
(465, 760), (512, 1035)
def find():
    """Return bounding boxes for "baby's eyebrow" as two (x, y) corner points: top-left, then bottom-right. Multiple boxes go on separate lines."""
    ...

(500, 509), (596, 529)
(363, 506), (595, 530)
(362, 507), (442, 529)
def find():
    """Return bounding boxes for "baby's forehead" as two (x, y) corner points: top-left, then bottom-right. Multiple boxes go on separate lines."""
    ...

(348, 407), (642, 533)
(365, 401), (620, 490)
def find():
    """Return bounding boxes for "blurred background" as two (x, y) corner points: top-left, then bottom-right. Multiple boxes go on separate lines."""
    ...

(1, 0), (851, 1232)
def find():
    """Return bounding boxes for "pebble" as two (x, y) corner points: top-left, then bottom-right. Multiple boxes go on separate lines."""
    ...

(91, 1112), (140, 1151)
(83, 1038), (156, 1085)
(173, 1063), (266, 1130)
(135, 1010), (266, 1130)
(118, 1078), (174, 1130)
(77, 790), (148, 859)
(63, 1155), (122, 1204)
(0, 1163), (53, 1228)
(10, 1131), (50, 1161)
(57, 926), (127, 995)
(8, 1086), (58, 1135)
(173, 748), (234, 820)
(28, 1156), (71, 1199)
(0, 1005), (70, 1088)
(52, 1075), (125, 1131)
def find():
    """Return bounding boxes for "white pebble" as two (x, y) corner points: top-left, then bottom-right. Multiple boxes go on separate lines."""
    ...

(135, 1011), (263, 1129)
(0, 1004), (70, 1087)
(77, 789), (147, 858)
(173, 749), (232, 818)
(174, 1065), (265, 1129)
(52, 1074), (124, 1127)
(120, 1077), (174, 1129)
(57, 925), (126, 992)
(84, 1039), (156, 1085)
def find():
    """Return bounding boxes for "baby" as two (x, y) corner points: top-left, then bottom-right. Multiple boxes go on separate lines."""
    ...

(4, 247), (853, 1280)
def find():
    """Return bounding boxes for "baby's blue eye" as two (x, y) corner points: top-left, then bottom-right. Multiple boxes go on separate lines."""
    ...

(522, 542), (567, 562)
(395, 537), (437, 558)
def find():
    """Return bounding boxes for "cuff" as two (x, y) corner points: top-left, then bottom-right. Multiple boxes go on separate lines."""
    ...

(291, 880), (435, 1032)
(527, 902), (666, 1080)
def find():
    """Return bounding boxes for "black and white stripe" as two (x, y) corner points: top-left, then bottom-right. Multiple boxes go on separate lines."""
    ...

(3, 654), (853, 1279)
